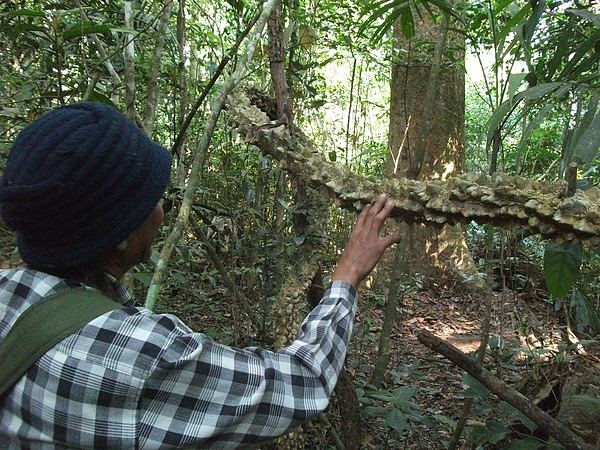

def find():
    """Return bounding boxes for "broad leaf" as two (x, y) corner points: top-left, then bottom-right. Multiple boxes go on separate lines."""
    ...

(571, 109), (600, 164)
(496, 2), (531, 45)
(507, 73), (527, 104)
(500, 401), (537, 432)
(486, 82), (563, 151)
(461, 373), (489, 398)
(62, 24), (112, 41)
(482, 420), (511, 444)
(2, 9), (46, 18)
(399, 5), (415, 39)
(390, 386), (417, 405)
(385, 408), (408, 435)
(515, 104), (552, 172)
(570, 288), (600, 332)
(543, 241), (583, 298)
(360, 406), (389, 418)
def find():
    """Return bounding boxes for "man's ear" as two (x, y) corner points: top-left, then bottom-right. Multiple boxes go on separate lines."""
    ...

(116, 240), (128, 251)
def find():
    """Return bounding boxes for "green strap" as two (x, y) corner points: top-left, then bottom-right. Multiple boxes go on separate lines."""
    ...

(0, 288), (124, 397)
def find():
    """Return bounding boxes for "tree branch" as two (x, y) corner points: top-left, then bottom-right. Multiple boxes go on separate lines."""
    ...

(225, 88), (600, 248)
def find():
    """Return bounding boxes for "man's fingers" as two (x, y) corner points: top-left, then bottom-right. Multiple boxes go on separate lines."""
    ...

(369, 194), (388, 215)
(355, 194), (395, 237)
(382, 234), (402, 247)
(370, 196), (395, 232)
(378, 199), (395, 219)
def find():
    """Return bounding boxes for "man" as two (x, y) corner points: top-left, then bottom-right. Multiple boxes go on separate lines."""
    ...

(0, 102), (400, 448)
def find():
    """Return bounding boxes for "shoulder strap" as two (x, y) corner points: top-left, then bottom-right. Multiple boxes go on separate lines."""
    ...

(0, 288), (124, 397)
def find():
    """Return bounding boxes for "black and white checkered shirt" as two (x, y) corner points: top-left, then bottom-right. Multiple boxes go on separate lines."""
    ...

(0, 268), (357, 449)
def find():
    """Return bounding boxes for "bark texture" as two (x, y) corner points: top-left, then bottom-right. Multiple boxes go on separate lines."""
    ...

(226, 87), (600, 249)
(387, 8), (476, 282)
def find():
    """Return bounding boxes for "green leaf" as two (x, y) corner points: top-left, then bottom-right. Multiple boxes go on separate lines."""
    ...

(399, 5), (415, 39)
(496, 2), (531, 44)
(517, 82), (564, 100)
(466, 420), (511, 445)
(503, 437), (545, 450)
(486, 82), (562, 150)
(515, 104), (552, 172)
(434, 414), (456, 427)
(2, 9), (46, 18)
(84, 92), (117, 107)
(543, 241), (583, 298)
(360, 406), (389, 418)
(569, 394), (600, 412)
(566, 8), (600, 28)
(557, 30), (600, 80)
(390, 386), (417, 406)
(10, 23), (49, 40)
(133, 272), (153, 287)
(385, 408), (408, 435)
(570, 288), (600, 333)
(571, 109), (600, 164)
(368, 391), (392, 402)
(483, 420), (511, 443)
(358, 0), (459, 43)
(276, 198), (289, 210)
(461, 373), (490, 398)
(507, 73), (527, 103)
(500, 401), (537, 432)
(61, 24), (112, 40)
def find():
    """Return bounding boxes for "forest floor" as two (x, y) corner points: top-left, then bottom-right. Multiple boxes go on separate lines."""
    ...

(344, 284), (564, 450)
(160, 268), (600, 450)
(2, 222), (598, 449)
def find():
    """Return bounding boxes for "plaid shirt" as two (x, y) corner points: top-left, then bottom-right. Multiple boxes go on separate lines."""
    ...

(0, 269), (357, 449)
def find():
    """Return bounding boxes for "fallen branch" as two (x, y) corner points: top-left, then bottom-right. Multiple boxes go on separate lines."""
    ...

(226, 88), (600, 248)
(417, 329), (595, 450)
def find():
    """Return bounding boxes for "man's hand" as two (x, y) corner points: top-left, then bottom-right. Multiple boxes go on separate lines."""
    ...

(331, 194), (401, 288)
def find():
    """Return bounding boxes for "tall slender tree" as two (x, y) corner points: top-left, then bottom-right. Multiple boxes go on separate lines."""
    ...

(387, 4), (482, 286)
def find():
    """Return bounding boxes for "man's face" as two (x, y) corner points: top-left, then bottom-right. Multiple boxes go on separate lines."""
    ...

(101, 202), (164, 278)
(128, 202), (164, 265)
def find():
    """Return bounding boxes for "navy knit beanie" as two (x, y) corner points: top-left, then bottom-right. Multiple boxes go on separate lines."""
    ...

(0, 102), (172, 269)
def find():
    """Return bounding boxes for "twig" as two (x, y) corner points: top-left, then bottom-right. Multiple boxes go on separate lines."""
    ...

(170, 9), (261, 158)
(317, 412), (345, 450)
(143, 0), (173, 136)
(566, 162), (578, 197)
(188, 215), (262, 334)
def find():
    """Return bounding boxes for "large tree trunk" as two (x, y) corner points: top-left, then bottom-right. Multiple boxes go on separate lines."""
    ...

(388, 8), (481, 286)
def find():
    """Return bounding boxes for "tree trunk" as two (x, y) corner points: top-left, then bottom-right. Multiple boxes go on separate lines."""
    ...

(388, 8), (482, 287)
(143, 0), (173, 137)
(174, 0), (189, 187)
